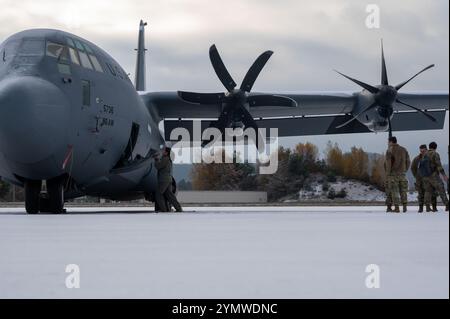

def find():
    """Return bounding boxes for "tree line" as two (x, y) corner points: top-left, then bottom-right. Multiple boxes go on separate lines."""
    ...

(190, 142), (387, 201)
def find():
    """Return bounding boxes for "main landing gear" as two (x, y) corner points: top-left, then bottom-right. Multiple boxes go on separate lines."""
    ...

(24, 176), (65, 214)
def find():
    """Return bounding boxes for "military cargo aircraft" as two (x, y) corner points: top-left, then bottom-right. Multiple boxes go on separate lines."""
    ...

(0, 20), (448, 213)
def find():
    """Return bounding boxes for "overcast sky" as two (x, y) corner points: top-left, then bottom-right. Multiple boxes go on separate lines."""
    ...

(1, 0), (448, 161)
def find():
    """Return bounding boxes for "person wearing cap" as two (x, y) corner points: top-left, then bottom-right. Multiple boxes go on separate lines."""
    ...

(411, 144), (437, 212)
(384, 136), (410, 213)
(422, 142), (449, 212)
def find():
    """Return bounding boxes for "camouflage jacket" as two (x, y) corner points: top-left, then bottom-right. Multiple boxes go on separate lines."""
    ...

(385, 144), (411, 176)
(427, 149), (446, 176)
(411, 154), (422, 179)
(155, 155), (173, 184)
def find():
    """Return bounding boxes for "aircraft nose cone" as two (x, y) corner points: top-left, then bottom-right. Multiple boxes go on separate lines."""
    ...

(0, 76), (69, 164)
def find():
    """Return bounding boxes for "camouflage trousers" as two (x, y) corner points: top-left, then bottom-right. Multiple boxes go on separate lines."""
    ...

(423, 175), (449, 206)
(385, 174), (408, 206)
(415, 178), (436, 206)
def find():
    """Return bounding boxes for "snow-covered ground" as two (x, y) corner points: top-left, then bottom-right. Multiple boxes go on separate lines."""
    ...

(298, 179), (419, 202)
(0, 206), (448, 299)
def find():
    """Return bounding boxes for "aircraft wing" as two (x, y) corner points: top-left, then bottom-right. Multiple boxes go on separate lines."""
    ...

(141, 91), (448, 140)
(394, 92), (449, 111)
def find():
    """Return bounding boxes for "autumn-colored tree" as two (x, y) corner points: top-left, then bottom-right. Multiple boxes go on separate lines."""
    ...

(294, 142), (318, 162)
(349, 146), (370, 181)
(325, 141), (344, 174)
(370, 154), (386, 190)
(190, 149), (256, 191)
(326, 143), (370, 181)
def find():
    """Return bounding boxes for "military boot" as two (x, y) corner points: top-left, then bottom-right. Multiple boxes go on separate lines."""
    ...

(402, 204), (407, 213)
(446, 204), (449, 212)
(393, 205), (401, 213)
(426, 205), (432, 212)
(386, 206), (393, 213)
(432, 204), (438, 212)
(418, 205), (424, 213)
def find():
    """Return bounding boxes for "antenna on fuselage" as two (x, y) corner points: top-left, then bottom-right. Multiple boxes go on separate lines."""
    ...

(134, 19), (148, 91)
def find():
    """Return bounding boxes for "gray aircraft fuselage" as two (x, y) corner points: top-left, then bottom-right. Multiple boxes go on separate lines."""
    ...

(0, 29), (163, 200)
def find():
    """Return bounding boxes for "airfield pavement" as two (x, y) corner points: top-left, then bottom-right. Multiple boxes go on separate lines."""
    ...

(0, 206), (448, 298)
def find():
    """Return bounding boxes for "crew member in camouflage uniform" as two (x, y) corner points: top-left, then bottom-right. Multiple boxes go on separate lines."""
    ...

(422, 142), (449, 212)
(411, 144), (437, 212)
(384, 180), (393, 211)
(154, 147), (183, 213)
(384, 136), (410, 213)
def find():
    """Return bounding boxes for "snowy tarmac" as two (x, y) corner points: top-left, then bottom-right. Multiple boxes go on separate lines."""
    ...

(0, 206), (448, 299)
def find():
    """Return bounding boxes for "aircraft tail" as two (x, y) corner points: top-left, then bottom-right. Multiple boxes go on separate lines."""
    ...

(134, 20), (147, 91)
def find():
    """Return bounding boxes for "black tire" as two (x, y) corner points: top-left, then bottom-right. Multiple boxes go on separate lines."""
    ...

(25, 180), (42, 214)
(39, 194), (52, 213)
(46, 177), (64, 214)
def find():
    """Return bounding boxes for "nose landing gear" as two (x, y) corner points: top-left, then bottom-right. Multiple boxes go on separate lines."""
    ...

(24, 176), (66, 214)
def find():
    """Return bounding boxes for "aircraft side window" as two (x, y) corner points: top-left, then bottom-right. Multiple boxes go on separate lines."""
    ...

(78, 51), (93, 70)
(69, 47), (80, 65)
(46, 42), (69, 61)
(81, 80), (90, 106)
(89, 54), (104, 73)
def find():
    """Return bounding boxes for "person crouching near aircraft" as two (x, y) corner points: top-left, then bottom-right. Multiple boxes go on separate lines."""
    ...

(422, 142), (449, 212)
(412, 144), (437, 213)
(154, 147), (183, 213)
(384, 136), (410, 213)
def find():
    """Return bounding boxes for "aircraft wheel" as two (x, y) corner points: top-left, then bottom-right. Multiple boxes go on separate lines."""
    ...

(47, 177), (65, 214)
(25, 180), (42, 214)
(39, 194), (52, 213)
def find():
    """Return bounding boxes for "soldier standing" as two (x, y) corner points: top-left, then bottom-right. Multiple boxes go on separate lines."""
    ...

(384, 136), (410, 213)
(422, 142), (449, 212)
(411, 145), (437, 212)
(154, 147), (183, 213)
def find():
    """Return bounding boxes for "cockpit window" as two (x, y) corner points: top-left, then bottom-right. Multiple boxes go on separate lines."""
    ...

(46, 42), (69, 61)
(68, 47), (80, 65)
(78, 51), (93, 69)
(89, 54), (103, 72)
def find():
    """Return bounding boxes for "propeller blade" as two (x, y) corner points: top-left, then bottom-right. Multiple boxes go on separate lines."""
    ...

(381, 39), (389, 85)
(178, 91), (226, 105)
(247, 94), (298, 107)
(336, 102), (378, 129)
(240, 50), (274, 92)
(201, 105), (233, 147)
(334, 70), (379, 94)
(240, 107), (266, 152)
(395, 99), (437, 122)
(209, 45), (237, 92)
(394, 64), (435, 91)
